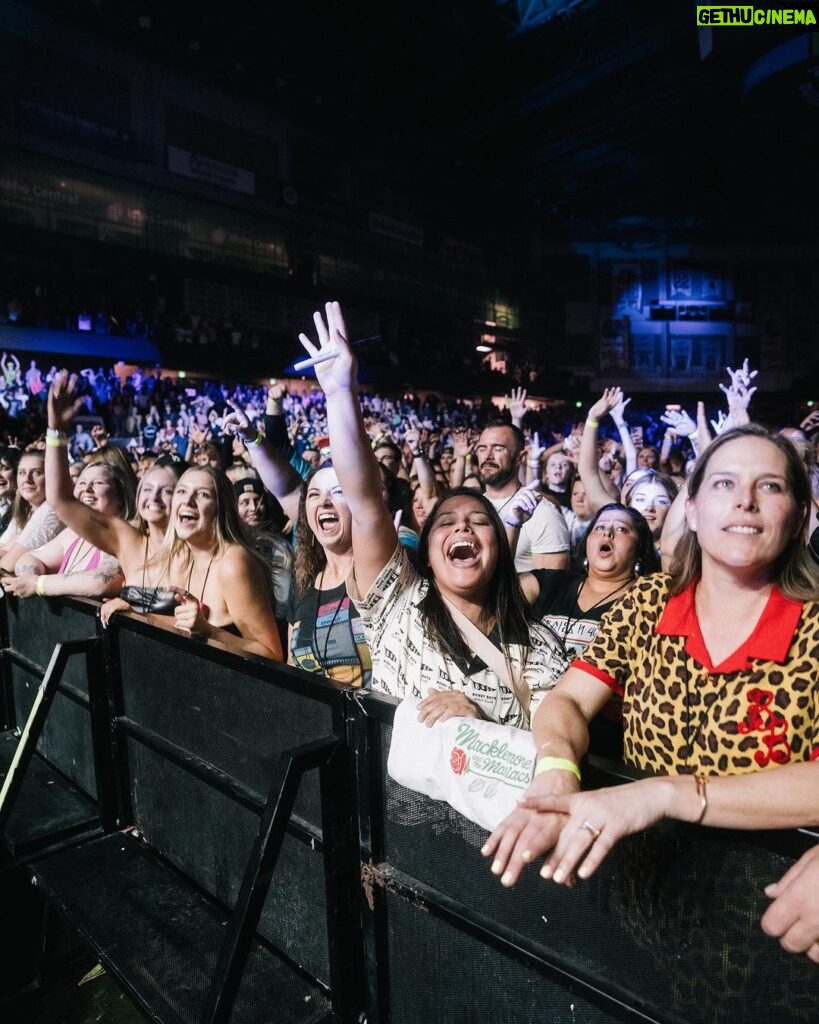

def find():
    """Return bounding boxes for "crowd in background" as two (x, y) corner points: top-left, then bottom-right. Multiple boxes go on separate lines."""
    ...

(0, 325), (818, 960)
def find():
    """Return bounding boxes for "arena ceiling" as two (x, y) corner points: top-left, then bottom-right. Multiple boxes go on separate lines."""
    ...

(27, 1), (819, 241)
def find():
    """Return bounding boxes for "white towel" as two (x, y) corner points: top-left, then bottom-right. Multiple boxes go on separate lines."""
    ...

(386, 696), (537, 833)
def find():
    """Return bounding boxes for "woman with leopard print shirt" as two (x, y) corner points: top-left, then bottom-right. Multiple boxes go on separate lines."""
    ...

(485, 425), (819, 889)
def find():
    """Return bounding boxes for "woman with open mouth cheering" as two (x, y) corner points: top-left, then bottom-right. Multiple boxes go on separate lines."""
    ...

(43, 371), (283, 661)
(298, 302), (567, 727)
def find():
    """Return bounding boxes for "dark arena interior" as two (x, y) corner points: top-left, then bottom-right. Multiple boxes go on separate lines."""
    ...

(2, 2), (819, 1023)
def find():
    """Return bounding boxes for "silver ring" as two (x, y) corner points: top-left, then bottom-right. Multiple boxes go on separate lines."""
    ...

(581, 820), (602, 840)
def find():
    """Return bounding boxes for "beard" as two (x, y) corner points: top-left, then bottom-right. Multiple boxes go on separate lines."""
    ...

(479, 462), (518, 489)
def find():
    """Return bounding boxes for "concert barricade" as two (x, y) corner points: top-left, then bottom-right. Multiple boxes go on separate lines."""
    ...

(0, 595), (107, 860)
(1, 595), (818, 1024)
(352, 692), (819, 1024)
(1, 597), (361, 1024)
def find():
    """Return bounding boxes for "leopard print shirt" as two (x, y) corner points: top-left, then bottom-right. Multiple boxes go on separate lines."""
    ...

(575, 574), (819, 776)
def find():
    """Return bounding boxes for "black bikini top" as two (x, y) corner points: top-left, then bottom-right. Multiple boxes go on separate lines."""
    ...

(120, 585), (180, 616)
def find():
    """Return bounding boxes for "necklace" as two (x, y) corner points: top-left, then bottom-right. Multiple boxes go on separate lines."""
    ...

(556, 574), (634, 657)
(493, 488), (522, 520)
(63, 537), (93, 576)
(315, 557), (358, 672)
(186, 549), (217, 613)
(138, 535), (170, 615)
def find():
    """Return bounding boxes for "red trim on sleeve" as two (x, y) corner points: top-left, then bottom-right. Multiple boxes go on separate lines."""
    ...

(573, 659), (623, 697)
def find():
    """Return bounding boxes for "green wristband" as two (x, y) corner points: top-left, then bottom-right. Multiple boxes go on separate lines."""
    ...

(535, 756), (581, 781)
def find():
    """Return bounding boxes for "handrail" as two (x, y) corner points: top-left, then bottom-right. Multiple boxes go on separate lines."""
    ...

(0, 637), (98, 834)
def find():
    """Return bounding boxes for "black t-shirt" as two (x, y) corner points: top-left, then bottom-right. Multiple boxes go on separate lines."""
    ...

(287, 579), (371, 688)
(530, 568), (624, 760)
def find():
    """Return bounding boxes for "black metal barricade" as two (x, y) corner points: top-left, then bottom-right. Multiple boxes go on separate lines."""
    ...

(1, 600), (360, 1024)
(3, 594), (819, 1024)
(353, 691), (819, 1024)
(0, 595), (108, 860)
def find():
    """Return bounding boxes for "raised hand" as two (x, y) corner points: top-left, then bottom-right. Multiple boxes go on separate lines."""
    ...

(660, 407), (697, 437)
(719, 359), (758, 427)
(610, 391), (632, 426)
(710, 410), (728, 436)
(507, 387), (528, 424)
(47, 370), (84, 432)
(91, 424), (109, 448)
(503, 485), (541, 529)
(525, 431), (545, 470)
(587, 387), (624, 424)
(298, 301), (354, 397)
(799, 409), (819, 435)
(451, 427), (471, 459)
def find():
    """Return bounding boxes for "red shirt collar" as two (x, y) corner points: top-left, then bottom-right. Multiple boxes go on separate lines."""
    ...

(656, 581), (802, 674)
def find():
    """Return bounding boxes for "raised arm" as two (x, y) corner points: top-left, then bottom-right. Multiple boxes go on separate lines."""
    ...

(447, 427), (470, 489)
(609, 391), (636, 476)
(578, 389), (624, 513)
(45, 371), (135, 560)
(222, 400), (303, 522)
(299, 302), (397, 594)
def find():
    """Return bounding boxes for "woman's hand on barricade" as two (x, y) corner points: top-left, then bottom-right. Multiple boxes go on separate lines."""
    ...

(1, 571), (40, 598)
(417, 688), (481, 727)
(515, 776), (675, 886)
(762, 845), (819, 962)
(174, 591), (211, 638)
(481, 769), (578, 887)
(100, 596), (131, 627)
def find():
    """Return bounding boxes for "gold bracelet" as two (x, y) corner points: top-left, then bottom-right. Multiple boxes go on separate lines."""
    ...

(535, 756), (581, 781)
(694, 773), (708, 825)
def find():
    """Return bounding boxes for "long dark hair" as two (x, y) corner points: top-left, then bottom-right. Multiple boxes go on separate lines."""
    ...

(293, 461), (336, 597)
(416, 488), (533, 680)
(670, 425), (819, 599)
(577, 503), (660, 576)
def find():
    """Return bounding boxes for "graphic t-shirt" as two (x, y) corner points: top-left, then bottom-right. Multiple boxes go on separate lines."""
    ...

(288, 579), (371, 688)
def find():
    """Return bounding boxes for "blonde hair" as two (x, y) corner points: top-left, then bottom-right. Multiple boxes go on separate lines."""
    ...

(147, 466), (268, 595)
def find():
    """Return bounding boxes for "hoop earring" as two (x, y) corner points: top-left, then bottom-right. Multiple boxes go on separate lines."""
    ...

(633, 560), (642, 576)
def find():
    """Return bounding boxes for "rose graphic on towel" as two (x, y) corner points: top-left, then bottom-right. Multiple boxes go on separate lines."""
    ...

(450, 747), (468, 775)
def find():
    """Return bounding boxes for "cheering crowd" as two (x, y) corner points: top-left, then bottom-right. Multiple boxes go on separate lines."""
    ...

(1, 302), (819, 962)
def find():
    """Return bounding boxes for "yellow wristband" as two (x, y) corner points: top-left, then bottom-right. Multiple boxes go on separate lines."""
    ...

(36, 576), (46, 597)
(535, 756), (581, 781)
(585, 419), (600, 429)
(246, 433), (263, 448)
(45, 436), (68, 447)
